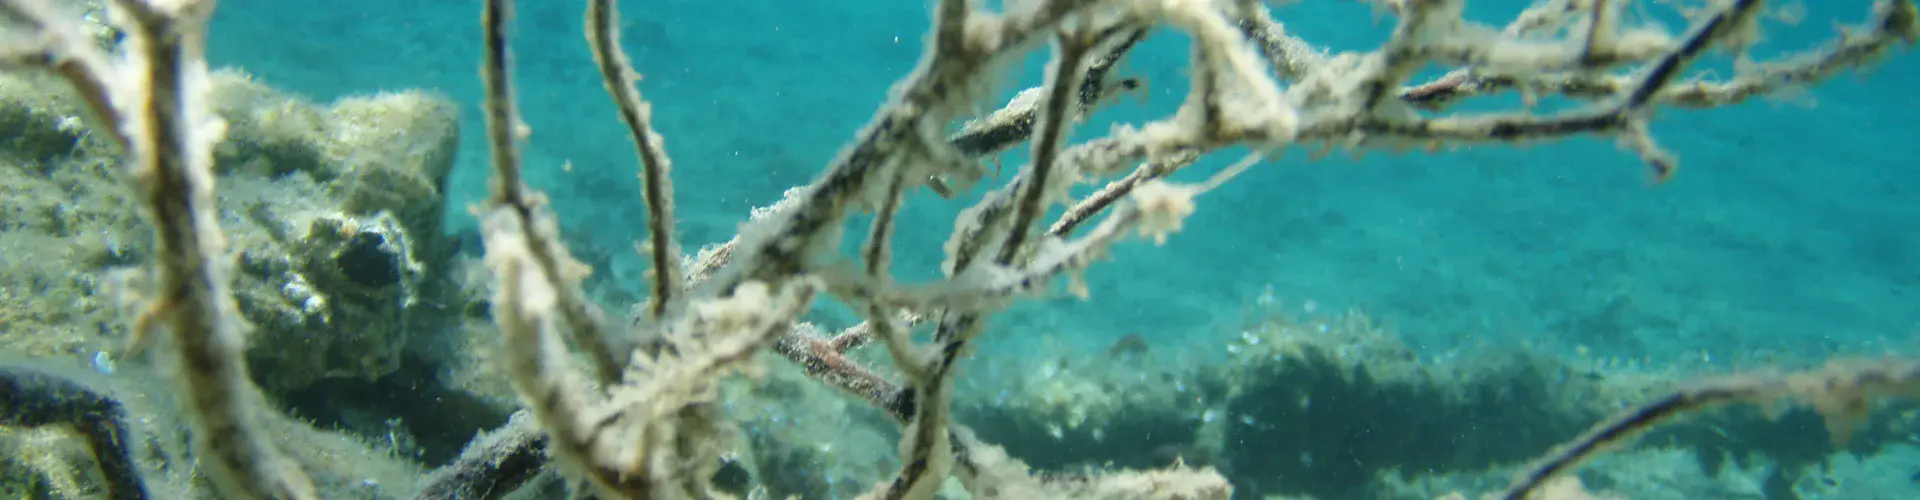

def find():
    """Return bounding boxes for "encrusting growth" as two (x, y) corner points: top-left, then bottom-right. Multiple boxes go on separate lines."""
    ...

(587, 0), (681, 322)
(1, 0), (316, 499)
(2, 0), (1917, 499)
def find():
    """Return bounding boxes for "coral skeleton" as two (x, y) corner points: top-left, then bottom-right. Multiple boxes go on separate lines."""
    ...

(1, 0), (1917, 498)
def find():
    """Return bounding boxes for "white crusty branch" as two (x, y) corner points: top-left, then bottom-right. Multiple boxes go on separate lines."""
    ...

(1, 0), (1911, 498)
(470, 0), (1920, 499)
(3, 0), (1899, 498)
(0, 0), (317, 498)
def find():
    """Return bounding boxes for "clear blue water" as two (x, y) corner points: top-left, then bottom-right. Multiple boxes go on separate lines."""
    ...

(189, 2), (1920, 496)
(208, 0), (1919, 368)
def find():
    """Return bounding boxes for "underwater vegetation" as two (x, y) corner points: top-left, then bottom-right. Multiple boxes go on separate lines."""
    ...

(2, 0), (1919, 499)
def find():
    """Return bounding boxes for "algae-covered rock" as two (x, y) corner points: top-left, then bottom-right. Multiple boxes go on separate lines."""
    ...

(955, 310), (1920, 500)
(0, 358), (428, 499)
(0, 68), (463, 391)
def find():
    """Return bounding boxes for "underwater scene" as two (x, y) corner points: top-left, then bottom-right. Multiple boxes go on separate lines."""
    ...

(2, 0), (1919, 498)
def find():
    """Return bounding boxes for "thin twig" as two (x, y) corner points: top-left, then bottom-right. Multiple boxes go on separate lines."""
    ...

(1497, 359), (1920, 500)
(587, 0), (682, 320)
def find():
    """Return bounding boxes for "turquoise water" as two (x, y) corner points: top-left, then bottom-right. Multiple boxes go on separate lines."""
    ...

(183, 1), (1920, 497)
(209, 0), (1918, 366)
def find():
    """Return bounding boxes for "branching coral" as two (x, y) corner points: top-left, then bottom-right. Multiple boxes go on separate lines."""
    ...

(1, 0), (1916, 499)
